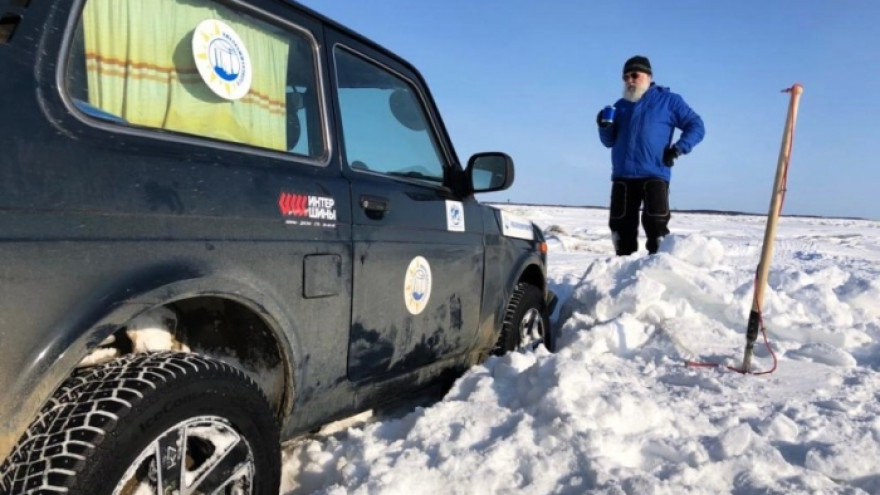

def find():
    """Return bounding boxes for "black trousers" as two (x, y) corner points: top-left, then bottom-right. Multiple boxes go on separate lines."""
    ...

(608, 178), (670, 255)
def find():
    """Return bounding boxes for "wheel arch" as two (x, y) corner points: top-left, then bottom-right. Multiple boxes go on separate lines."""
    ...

(505, 249), (547, 308)
(2, 266), (303, 464)
(515, 260), (546, 294)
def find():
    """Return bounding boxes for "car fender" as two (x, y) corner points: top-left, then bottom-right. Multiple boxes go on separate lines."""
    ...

(0, 263), (303, 464)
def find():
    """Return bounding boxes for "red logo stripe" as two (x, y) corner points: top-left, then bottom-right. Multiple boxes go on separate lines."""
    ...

(278, 192), (310, 217)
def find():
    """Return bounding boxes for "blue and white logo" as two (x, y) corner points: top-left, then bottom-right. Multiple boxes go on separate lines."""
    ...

(208, 38), (242, 81)
(446, 200), (465, 232)
(404, 256), (432, 315)
(192, 20), (252, 100)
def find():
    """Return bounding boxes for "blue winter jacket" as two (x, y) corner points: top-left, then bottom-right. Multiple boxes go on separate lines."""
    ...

(598, 84), (705, 181)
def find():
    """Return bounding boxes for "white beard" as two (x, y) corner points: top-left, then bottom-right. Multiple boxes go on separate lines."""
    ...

(623, 79), (651, 102)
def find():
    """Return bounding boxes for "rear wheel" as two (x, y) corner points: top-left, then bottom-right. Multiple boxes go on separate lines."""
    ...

(493, 283), (552, 354)
(0, 352), (280, 495)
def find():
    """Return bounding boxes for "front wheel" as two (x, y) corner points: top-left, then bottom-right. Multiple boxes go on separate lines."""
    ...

(0, 352), (280, 495)
(493, 283), (553, 355)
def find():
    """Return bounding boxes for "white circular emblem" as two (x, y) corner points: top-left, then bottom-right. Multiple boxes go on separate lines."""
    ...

(403, 256), (432, 315)
(192, 19), (252, 100)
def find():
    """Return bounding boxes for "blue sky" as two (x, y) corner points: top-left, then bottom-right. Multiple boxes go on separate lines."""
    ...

(299, 0), (880, 220)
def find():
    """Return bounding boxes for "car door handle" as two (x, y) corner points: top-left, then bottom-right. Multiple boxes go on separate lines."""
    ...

(360, 195), (389, 219)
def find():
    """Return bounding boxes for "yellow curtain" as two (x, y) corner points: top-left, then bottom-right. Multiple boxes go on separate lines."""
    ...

(83, 0), (289, 151)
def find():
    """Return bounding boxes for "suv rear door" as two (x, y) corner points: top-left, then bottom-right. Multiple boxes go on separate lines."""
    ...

(325, 31), (486, 382)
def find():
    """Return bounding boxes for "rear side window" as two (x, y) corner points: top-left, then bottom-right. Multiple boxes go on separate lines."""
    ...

(65, 0), (325, 158)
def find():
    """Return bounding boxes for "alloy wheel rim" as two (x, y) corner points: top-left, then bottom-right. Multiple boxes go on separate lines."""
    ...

(112, 415), (255, 495)
(518, 307), (545, 350)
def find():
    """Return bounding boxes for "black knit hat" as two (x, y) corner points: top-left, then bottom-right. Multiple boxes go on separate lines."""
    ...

(623, 55), (652, 75)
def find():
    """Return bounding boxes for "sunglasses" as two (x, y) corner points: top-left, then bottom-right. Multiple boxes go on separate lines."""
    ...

(623, 72), (643, 81)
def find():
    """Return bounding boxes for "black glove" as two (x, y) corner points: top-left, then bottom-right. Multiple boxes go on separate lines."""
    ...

(596, 109), (612, 129)
(663, 146), (681, 167)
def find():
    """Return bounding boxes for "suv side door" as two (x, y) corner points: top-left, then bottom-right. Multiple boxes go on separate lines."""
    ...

(325, 32), (486, 382)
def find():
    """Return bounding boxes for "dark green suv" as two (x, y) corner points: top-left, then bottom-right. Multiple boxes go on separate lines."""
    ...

(0, 1), (554, 493)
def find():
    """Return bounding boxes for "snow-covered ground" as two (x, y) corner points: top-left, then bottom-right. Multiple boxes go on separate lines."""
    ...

(281, 205), (880, 495)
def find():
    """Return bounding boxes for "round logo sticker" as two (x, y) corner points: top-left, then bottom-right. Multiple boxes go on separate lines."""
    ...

(403, 256), (432, 315)
(192, 19), (252, 100)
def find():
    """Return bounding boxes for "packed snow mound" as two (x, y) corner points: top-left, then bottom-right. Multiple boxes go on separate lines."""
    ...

(555, 232), (875, 369)
(562, 237), (741, 330)
(658, 233), (725, 268)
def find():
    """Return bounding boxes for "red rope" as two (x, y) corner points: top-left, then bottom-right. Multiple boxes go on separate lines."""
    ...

(751, 308), (778, 375)
(685, 269), (780, 374)
(684, 301), (777, 375)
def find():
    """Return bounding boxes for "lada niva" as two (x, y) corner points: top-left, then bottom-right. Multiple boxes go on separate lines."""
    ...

(0, 1), (554, 493)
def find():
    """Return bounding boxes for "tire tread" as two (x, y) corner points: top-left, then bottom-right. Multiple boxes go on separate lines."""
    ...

(0, 352), (275, 495)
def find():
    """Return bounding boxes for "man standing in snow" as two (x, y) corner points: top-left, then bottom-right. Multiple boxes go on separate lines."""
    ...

(597, 55), (705, 255)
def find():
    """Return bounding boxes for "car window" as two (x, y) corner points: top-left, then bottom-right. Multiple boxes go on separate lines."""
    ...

(334, 47), (445, 183)
(65, 0), (325, 159)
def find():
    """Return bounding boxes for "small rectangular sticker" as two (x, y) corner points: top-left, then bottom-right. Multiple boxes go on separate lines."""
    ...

(279, 192), (337, 229)
(446, 200), (465, 232)
(500, 211), (534, 240)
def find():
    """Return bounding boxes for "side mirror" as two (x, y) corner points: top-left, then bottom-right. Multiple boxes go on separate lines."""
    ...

(467, 152), (514, 193)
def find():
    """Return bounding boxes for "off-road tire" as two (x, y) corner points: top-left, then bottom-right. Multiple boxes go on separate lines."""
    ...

(493, 283), (551, 355)
(0, 352), (280, 495)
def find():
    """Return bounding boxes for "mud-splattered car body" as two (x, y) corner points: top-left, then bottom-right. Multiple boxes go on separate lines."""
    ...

(0, 0), (553, 492)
